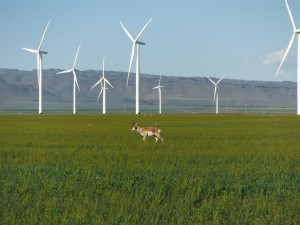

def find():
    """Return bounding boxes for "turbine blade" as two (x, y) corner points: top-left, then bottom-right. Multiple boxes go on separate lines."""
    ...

(23, 48), (38, 53)
(73, 70), (80, 92)
(217, 75), (226, 85)
(127, 43), (136, 87)
(91, 78), (103, 90)
(97, 87), (103, 102)
(100, 79), (103, 89)
(275, 33), (296, 77)
(285, 0), (296, 31)
(120, 21), (134, 42)
(207, 77), (216, 85)
(105, 78), (114, 88)
(136, 18), (152, 41)
(38, 20), (51, 51)
(73, 44), (81, 69)
(56, 69), (73, 74)
(153, 86), (159, 89)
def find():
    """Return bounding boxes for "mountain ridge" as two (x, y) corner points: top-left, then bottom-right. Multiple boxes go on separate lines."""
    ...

(0, 68), (296, 114)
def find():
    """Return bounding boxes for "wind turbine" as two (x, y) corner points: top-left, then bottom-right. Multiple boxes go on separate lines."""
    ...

(120, 18), (152, 114)
(153, 73), (164, 114)
(207, 75), (225, 114)
(56, 44), (81, 114)
(90, 56), (114, 114)
(275, 0), (300, 115)
(22, 20), (51, 114)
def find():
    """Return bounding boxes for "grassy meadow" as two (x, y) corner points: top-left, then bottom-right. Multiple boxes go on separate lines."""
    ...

(0, 114), (299, 224)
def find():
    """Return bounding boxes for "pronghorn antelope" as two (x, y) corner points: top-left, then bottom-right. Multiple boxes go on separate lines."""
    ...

(131, 122), (164, 143)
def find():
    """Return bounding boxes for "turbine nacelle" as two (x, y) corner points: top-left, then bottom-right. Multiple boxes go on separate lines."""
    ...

(136, 41), (146, 45)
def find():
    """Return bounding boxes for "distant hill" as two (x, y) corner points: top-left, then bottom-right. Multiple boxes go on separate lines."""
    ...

(0, 68), (296, 114)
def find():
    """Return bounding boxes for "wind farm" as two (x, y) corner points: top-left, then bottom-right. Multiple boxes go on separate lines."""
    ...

(1, 0), (300, 224)
(8, 1), (299, 115)
(1, 69), (297, 114)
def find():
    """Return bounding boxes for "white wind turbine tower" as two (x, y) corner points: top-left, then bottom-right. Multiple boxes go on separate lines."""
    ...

(207, 75), (225, 114)
(22, 20), (51, 114)
(120, 18), (152, 114)
(153, 73), (164, 114)
(56, 44), (81, 114)
(90, 56), (114, 114)
(275, 0), (300, 115)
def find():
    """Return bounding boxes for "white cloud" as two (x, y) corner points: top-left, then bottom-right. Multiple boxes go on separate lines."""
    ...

(245, 49), (296, 67)
(263, 49), (297, 81)
(245, 49), (297, 81)
(261, 50), (285, 65)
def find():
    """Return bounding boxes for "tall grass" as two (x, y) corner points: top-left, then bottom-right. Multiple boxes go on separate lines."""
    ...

(0, 114), (299, 224)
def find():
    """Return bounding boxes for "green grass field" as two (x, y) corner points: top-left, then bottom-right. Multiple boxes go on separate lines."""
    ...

(0, 114), (299, 224)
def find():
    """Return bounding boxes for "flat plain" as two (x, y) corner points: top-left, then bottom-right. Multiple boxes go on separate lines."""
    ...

(0, 114), (299, 224)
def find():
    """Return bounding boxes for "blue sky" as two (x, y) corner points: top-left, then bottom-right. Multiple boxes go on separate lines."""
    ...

(0, 0), (299, 81)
